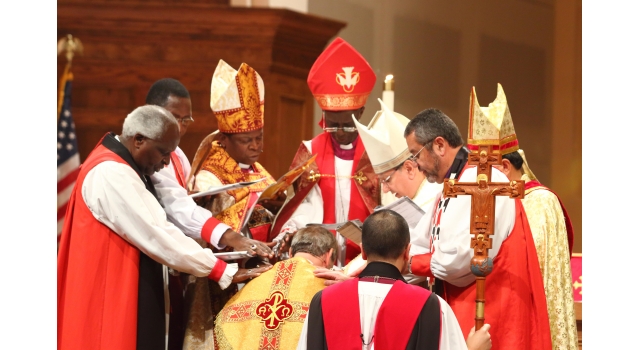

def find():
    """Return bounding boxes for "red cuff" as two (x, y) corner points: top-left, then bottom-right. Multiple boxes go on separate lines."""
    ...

(208, 259), (227, 282)
(412, 253), (434, 279)
(201, 217), (220, 244)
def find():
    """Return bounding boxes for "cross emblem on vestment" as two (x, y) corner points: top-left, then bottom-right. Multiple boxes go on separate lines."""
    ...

(573, 276), (583, 295)
(442, 144), (525, 329)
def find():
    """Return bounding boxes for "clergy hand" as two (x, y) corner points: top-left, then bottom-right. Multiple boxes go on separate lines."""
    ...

(273, 230), (296, 257)
(313, 267), (355, 286)
(219, 229), (274, 259)
(232, 264), (272, 283)
(466, 324), (491, 350)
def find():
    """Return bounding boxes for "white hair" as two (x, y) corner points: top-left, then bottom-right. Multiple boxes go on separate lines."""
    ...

(122, 105), (178, 139)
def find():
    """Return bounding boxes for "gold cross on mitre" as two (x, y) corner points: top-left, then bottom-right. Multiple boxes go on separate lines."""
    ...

(442, 84), (525, 330)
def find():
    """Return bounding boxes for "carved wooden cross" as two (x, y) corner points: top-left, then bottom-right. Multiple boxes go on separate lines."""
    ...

(442, 144), (525, 329)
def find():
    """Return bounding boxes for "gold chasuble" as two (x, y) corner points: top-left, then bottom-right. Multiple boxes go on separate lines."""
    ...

(214, 257), (326, 350)
(199, 142), (275, 237)
(522, 175), (579, 350)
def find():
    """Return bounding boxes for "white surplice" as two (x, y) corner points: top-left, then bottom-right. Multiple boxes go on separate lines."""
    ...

(152, 146), (231, 249)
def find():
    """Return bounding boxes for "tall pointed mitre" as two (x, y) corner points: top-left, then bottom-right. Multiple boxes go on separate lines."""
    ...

(353, 98), (411, 174)
(307, 37), (376, 111)
(467, 83), (519, 154)
(210, 59), (265, 133)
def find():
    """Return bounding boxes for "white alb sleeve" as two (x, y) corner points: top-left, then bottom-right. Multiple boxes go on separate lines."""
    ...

(82, 161), (228, 278)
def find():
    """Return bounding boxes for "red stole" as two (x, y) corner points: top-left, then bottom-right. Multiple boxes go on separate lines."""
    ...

(442, 199), (552, 350)
(312, 133), (369, 263)
(524, 180), (574, 253)
(58, 143), (140, 350)
(170, 151), (187, 189)
(321, 278), (430, 350)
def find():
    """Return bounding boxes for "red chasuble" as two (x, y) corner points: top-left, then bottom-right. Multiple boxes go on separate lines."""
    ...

(321, 278), (430, 349)
(58, 144), (141, 350)
(442, 199), (552, 350)
(408, 164), (552, 350)
(524, 179), (574, 253)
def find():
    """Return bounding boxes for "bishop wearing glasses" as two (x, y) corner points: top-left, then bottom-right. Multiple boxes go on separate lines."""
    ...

(271, 37), (380, 267)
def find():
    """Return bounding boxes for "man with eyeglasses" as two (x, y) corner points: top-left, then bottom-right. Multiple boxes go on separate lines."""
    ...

(271, 37), (380, 267)
(337, 99), (443, 285)
(401, 86), (552, 349)
(145, 78), (274, 349)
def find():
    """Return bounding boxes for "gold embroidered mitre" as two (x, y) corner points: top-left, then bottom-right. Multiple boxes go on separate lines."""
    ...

(353, 98), (412, 174)
(210, 60), (265, 133)
(467, 83), (519, 154)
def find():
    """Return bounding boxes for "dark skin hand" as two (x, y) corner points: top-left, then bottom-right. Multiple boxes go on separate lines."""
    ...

(232, 264), (272, 283)
(219, 229), (275, 260)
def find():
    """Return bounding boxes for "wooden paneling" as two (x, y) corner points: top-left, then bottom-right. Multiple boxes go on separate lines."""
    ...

(58, 0), (345, 178)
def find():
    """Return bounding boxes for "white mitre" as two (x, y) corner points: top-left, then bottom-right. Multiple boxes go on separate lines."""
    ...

(353, 98), (412, 174)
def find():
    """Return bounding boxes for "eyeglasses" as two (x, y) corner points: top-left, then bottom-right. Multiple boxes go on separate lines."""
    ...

(323, 127), (357, 133)
(380, 167), (399, 185)
(409, 144), (427, 162)
(176, 116), (194, 126)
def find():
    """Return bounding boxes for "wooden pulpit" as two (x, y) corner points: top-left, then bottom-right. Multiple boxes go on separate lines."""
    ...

(57, 0), (345, 179)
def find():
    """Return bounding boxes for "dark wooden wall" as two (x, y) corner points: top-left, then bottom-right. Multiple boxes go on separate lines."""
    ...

(57, 0), (345, 179)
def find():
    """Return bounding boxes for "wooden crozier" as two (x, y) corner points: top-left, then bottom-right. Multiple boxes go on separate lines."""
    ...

(442, 145), (525, 330)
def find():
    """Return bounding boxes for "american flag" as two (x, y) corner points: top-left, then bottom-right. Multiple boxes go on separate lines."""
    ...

(57, 70), (80, 239)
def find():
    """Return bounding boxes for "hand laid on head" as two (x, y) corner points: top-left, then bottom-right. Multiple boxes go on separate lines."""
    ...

(232, 264), (272, 284)
(219, 229), (274, 259)
(313, 267), (354, 286)
(466, 324), (491, 350)
(274, 230), (297, 257)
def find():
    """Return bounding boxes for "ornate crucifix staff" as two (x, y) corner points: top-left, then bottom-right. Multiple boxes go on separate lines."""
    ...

(443, 86), (524, 330)
(442, 144), (524, 330)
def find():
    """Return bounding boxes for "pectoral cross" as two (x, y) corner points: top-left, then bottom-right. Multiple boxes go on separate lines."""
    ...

(442, 144), (525, 329)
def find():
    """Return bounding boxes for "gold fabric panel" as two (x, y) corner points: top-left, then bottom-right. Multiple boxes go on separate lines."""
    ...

(523, 185), (579, 350)
(214, 257), (326, 350)
(199, 143), (275, 233)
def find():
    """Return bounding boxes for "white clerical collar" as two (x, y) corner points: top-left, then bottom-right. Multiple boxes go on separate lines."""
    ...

(339, 143), (354, 150)
(238, 162), (251, 169)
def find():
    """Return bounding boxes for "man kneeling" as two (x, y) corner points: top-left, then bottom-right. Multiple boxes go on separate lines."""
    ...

(297, 209), (491, 350)
(214, 226), (337, 349)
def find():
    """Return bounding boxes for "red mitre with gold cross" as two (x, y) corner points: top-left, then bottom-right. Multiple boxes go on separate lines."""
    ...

(307, 37), (376, 111)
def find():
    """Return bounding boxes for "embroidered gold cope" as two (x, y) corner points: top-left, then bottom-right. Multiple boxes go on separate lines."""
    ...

(523, 179), (579, 350)
(214, 257), (326, 350)
(198, 142), (275, 234)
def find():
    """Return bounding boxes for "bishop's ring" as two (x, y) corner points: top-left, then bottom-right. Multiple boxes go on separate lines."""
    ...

(250, 244), (257, 250)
